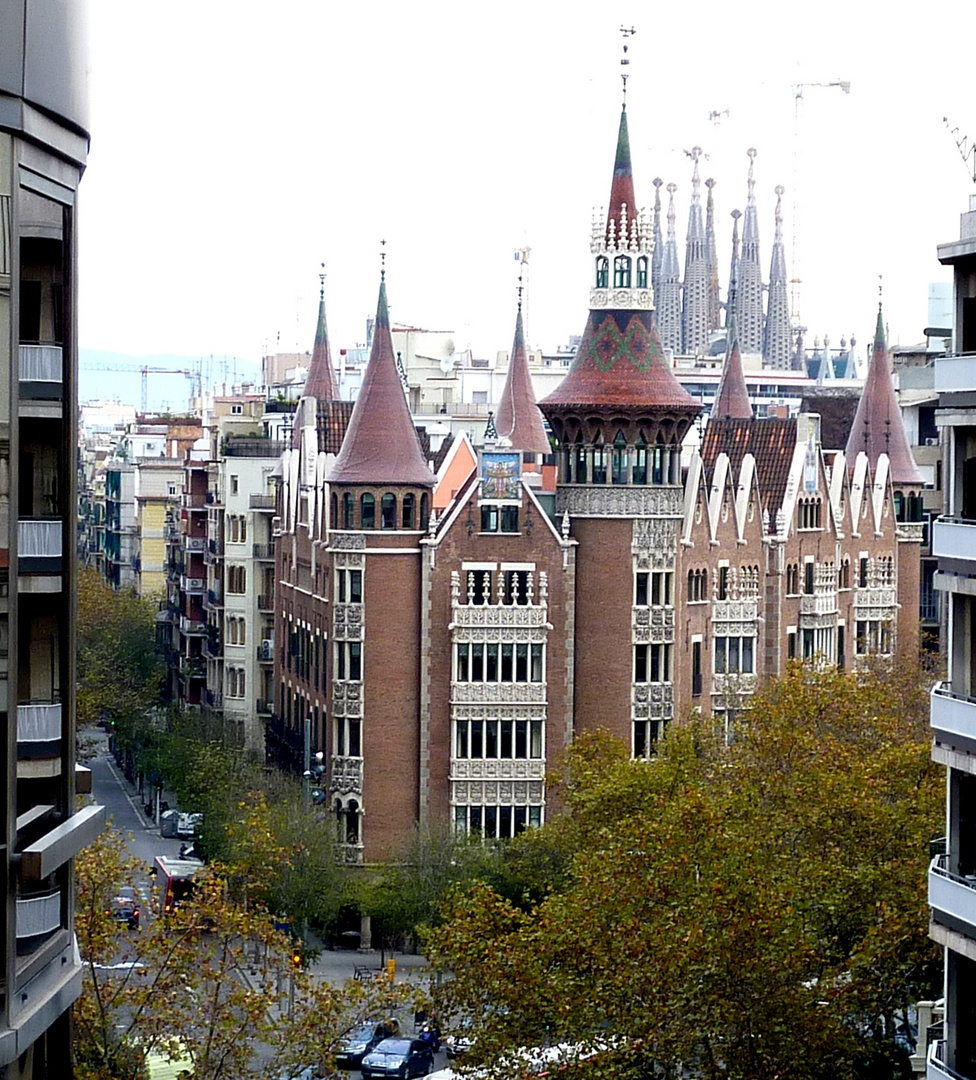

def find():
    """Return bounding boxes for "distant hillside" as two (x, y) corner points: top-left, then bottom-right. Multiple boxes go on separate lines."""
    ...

(79, 349), (263, 413)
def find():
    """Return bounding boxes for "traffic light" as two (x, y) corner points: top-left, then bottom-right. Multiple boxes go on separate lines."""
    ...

(291, 945), (302, 970)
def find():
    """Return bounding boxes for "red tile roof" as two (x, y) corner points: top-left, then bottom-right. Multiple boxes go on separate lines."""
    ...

(327, 277), (434, 487)
(495, 309), (550, 454)
(606, 107), (637, 246)
(711, 315), (752, 420)
(844, 307), (924, 486)
(304, 285), (340, 402)
(702, 417), (797, 520)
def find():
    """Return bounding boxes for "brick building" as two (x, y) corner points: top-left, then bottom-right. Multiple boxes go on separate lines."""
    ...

(269, 101), (922, 884)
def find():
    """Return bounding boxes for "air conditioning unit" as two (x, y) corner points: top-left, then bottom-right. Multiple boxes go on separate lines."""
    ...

(924, 437), (939, 447)
(259, 639), (274, 661)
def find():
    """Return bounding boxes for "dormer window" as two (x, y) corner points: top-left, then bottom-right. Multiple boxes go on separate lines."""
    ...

(613, 255), (632, 288)
(595, 257), (609, 289)
(636, 256), (648, 288)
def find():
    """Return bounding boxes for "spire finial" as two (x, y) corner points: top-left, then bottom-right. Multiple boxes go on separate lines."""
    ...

(380, 238), (387, 281)
(619, 25), (636, 106)
(747, 147), (757, 196)
(690, 146), (702, 195)
(774, 185), (784, 238)
(319, 262), (326, 299)
(666, 181), (677, 230)
(517, 272), (523, 314)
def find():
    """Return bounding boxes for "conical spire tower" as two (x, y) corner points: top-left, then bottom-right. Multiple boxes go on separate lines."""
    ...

(328, 273), (434, 488)
(303, 268), (340, 402)
(656, 183), (682, 355)
(651, 177), (664, 309)
(844, 305), (923, 486)
(763, 184), (792, 369)
(711, 312), (752, 420)
(682, 148), (709, 357)
(726, 209), (741, 329)
(738, 149), (764, 354)
(541, 100), (698, 453)
(705, 177), (721, 334)
(496, 305), (550, 455)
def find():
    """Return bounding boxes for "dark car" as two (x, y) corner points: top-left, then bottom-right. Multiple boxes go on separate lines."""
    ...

(360, 1038), (434, 1080)
(108, 886), (140, 929)
(334, 1021), (400, 1070)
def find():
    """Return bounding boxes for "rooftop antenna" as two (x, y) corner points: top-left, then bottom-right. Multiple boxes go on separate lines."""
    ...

(943, 117), (976, 184)
(619, 25), (635, 106)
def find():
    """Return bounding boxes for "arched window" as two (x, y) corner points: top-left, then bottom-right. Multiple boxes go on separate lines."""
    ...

(893, 490), (905, 522)
(343, 493), (354, 529)
(345, 800), (361, 845)
(633, 433), (647, 485)
(331, 493), (338, 528)
(402, 492), (416, 529)
(611, 430), (628, 485)
(360, 493), (375, 529)
(381, 493), (396, 529)
(636, 256), (648, 288)
(613, 255), (632, 288)
(595, 256), (609, 289)
(420, 493), (430, 531)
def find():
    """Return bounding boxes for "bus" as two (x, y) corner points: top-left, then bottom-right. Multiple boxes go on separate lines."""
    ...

(153, 855), (203, 915)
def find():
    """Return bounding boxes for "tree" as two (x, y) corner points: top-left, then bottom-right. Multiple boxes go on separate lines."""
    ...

(427, 660), (942, 1080)
(77, 567), (164, 733)
(73, 822), (412, 1080)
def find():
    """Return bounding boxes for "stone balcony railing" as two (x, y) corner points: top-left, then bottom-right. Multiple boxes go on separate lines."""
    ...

(799, 592), (839, 618)
(330, 755), (363, 795)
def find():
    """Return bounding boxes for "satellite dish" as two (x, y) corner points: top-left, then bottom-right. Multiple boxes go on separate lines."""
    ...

(439, 357), (454, 374)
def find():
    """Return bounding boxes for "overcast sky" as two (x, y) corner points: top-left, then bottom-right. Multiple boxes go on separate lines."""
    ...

(79, 0), (976, 391)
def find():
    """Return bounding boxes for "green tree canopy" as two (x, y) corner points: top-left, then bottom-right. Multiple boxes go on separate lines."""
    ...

(428, 661), (941, 1080)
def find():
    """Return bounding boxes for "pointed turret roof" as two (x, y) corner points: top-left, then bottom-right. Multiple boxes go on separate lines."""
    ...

(303, 274), (340, 402)
(844, 305), (923, 485)
(606, 107), (637, 245)
(711, 313), (752, 420)
(496, 307), (550, 454)
(328, 275), (434, 487)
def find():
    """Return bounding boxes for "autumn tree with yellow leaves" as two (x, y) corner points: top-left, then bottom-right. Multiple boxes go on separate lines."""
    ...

(427, 660), (942, 1080)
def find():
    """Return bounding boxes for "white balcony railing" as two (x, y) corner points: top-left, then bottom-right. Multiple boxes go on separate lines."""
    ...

(935, 352), (976, 394)
(17, 702), (62, 744)
(15, 891), (62, 939)
(933, 518), (976, 563)
(929, 854), (976, 936)
(931, 682), (976, 746)
(19, 519), (62, 558)
(927, 1037), (969, 1080)
(19, 344), (63, 383)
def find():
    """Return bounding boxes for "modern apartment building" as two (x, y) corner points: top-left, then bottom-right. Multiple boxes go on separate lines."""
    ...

(0, 4), (105, 1075)
(929, 194), (976, 1080)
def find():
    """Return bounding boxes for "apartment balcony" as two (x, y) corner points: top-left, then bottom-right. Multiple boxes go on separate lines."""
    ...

(204, 689), (223, 709)
(799, 592), (838, 618)
(252, 542), (275, 560)
(17, 702), (61, 758)
(181, 575), (205, 593)
(223, 439), (286, 459)
(180, 616), (206, 636)
(933, 518), (976, 564)
(257, 594), (273, 612)
(15, 889), (63, 951)
(205, 588), (224, 610)
(927, 1038), (973, 1080)
(250, 494), (275, 511)
(19, 518), (62, 573)
(931, 682), (976, 750)
(929, 853), (976, 940)
(19, 343), (63, 400)
(935, 351), (976, 394)
(179, 656), (206, 680)
(256, 698), (272, 715)
(183, 535), (205, 553)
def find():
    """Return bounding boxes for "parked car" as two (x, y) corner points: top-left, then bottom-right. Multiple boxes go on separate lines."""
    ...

(444, 1017), (474, 1060)
(108, 886), (140, 929)
(335, 1021), (401, 1070)
(360, 1038), (434, 1080)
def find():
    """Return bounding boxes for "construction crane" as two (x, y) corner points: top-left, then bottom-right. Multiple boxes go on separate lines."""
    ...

(81, 363), (197, 413)
(944, 117), (976, 184)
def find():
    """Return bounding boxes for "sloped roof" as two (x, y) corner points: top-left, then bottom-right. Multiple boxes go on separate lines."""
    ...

(702, 417), (797, 520)
(711, 314), (752, 420)
(303, 284), (340, 402)
(328, 277), (434, 487)
(315, 399), (355, 455)
(606, 107), (637, 245)
(495, 309), (550, 454)
(799, 388), (860, 452)
(540, 308), (699, 412)
(844, 306), (924, 486)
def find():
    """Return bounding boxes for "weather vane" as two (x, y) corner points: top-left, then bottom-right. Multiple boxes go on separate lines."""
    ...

(319, 261), (326, 298)
(619, 25), (635, 104)
(380, 239), (387, 279)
